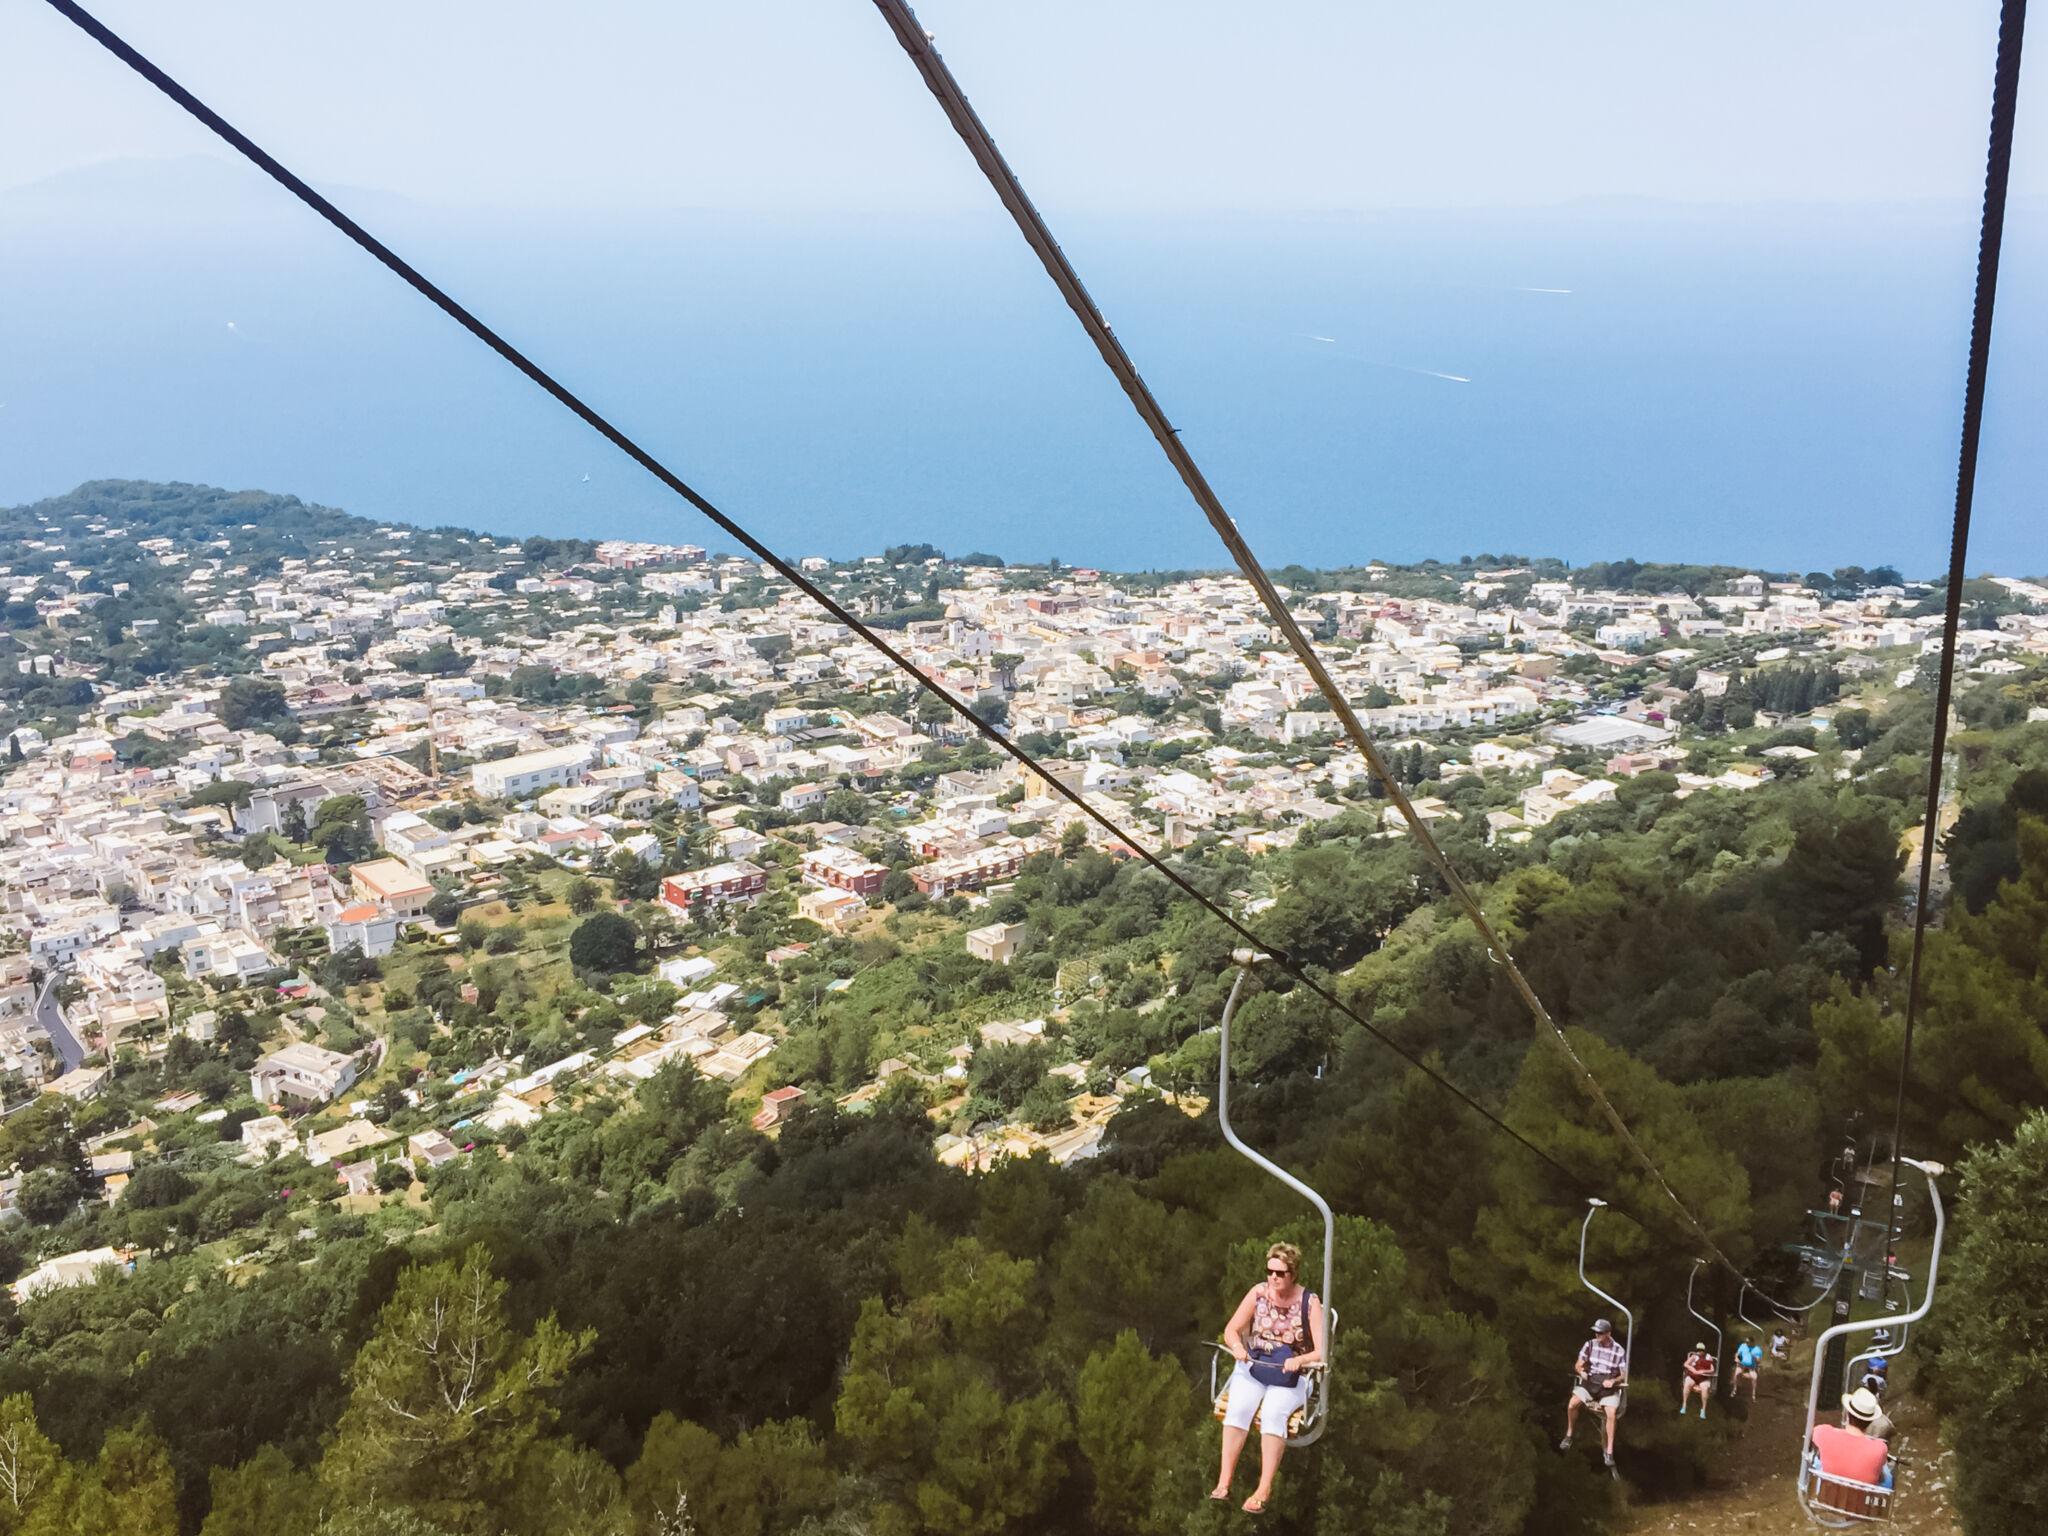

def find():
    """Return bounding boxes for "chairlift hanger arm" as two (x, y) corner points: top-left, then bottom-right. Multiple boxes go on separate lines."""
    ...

(1218, 957), (1335, 1330)
(1216, 954), (1337, 1447)
(1576, 1201), (1633, 1394)
(1797, 1160), (1947, 1523)
(1687, 1258), (1724, 1362)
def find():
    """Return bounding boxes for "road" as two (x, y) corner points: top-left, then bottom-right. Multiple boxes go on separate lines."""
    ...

(31, 977), (86, 1075)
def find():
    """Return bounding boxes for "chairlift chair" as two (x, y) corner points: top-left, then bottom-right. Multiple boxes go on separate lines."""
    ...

(1796, 1159), (1947, 1528)
(1205, 950), (1336, 1449)
(1685, 1258), (1724, 1408)
(1576, 1198), (1634, 1419)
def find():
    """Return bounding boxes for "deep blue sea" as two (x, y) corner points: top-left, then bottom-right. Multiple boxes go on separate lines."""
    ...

(3, 158), (2043, 575)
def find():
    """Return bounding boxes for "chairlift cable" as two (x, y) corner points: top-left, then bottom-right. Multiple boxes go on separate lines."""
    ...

(1885, 0), (2027, 1269)
(35, 0), (1651, 1234)
(869, 0), (1750, 1282)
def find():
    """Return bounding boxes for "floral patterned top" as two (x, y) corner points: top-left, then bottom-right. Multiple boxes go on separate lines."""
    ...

(1250, 1283), (1313, 1355)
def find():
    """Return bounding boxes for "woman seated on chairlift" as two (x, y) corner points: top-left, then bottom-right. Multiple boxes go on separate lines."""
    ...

(1211, 1241), (1327, 1515)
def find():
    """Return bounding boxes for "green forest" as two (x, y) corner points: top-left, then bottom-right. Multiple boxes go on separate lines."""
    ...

(0, 669), (2041, 1535)
(3, 484), (2047, 1533)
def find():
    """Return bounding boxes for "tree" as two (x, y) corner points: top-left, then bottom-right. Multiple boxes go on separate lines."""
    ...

(0, 1393), (60, 1533)
(308, 795), (374, 865)
(1074, 1331), (1194, 1535)
(1764, 809), (1904, 974)
(312, 1511), (461, 1536)
(1016, 1079), (1072, 1133)
(1933, 1109), (2048, 1535)
(425, 890), (462, 927)
(1456, 1027), (1751, 1402)
(1059, 822), (1087, 859)
(320, 1246), (591, 1534)
(187, 780), (254, 811)
(968, 1042), (1050, 1112)
(568, 912), (638, 974)
(565, 879), (599, 916)
(200, 1445), (320, 1536)
(281, 798), (309, 843)
(821, 788), (871, 826)
(217, 677), (292, 732)
(624, 1415), (830, 1536)
(1819, 815), (2048, 1158)
(123, 1163), (195, 1210)
(16, 1167), (80, 1226)
(508, 1440), (627, 1536)
(834, 1235), (1072, 1535)
(606, 849), (658, 904)
(28, 1425), (180, 1536)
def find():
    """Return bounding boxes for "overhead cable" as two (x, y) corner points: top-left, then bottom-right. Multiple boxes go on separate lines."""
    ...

(868, 0), (1751, 1281)
(39, 0), (1647, 1225)
(1888, 0), (2028, 1254)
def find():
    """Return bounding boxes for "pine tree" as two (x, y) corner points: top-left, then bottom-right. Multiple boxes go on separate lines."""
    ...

(200, 1446), (319, 1536)
(319, 1247), (591, 1534)
(1075, 1331), (1194, 1536)
(0, 1393), (59, 1533)
(1818, 815), (2048, 1157)
(1933, 1110), (2048, 1534)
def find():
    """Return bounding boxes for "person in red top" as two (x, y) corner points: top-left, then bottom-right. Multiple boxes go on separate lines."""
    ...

(1811, 1391), (1891, 1489)
(1679, 1342), (1717, 1418)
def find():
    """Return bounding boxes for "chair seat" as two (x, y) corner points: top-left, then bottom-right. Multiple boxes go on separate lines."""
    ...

(1811, 1468), (1894, 1522)
(1212, 1380), (1312, 1439)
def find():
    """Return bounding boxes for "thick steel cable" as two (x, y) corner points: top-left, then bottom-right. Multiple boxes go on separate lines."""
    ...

(38, 0), (1648, 1224)
(1887, 0), (2028, 1256)
(869, 0), (1749, 1280)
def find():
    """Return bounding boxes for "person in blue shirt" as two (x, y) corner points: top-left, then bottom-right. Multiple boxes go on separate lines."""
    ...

(1730, 1335), (1764, 1401)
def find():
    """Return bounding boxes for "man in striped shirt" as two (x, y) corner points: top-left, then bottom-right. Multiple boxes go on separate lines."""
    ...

(1561, 1319), (1628, 1467)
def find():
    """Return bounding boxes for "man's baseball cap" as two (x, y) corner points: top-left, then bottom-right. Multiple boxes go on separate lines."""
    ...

(1845, 1388), (1882, 1422)
(1592, 1319), (1613, 1334)
(1694, 1341), (1708, 1351)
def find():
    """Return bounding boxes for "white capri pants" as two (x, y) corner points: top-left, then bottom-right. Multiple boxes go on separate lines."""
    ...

(1222, 1360), (1312, 1437)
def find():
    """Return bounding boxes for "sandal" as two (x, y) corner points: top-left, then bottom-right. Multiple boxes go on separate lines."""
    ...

(1242, 1496), (1267, 1514)
(1208, 1489), (1230, 1501)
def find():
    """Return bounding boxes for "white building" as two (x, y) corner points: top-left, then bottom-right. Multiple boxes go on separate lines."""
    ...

(326, 903), (400, 959)
(12, 1246), (130, 1304)
(250, 1042), (359, 1105)
(966, 921), (1027, 965)
(470, 745), (595, 800)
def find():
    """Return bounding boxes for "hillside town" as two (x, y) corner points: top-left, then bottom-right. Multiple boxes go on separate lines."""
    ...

(3, 483), (2047, 1289)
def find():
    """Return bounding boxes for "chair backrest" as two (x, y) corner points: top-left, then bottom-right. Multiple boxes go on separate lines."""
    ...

(1818, 1482), (1892, 1531)
(1812, 1468), (1894, 1523)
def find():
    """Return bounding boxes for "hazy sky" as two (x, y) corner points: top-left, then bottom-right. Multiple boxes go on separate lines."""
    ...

(3, 1), (2036, 212)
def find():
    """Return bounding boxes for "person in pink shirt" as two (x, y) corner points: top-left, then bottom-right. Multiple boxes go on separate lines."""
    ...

(1811, 1389), (1891, 1489)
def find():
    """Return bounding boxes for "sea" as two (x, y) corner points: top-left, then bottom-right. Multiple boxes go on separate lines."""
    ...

(2, 157), (2043, 577)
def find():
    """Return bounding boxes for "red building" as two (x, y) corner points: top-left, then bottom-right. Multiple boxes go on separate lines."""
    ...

(659, 860), (768, 913)
(801, 845), (888, 897)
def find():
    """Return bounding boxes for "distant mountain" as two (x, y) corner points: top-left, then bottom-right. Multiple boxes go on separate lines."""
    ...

(0, 480), (501, 572)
